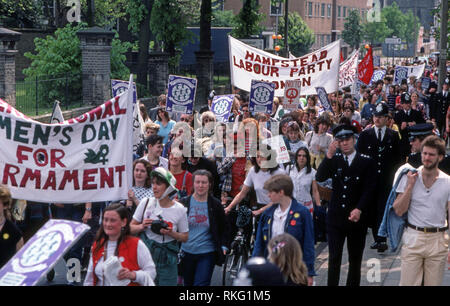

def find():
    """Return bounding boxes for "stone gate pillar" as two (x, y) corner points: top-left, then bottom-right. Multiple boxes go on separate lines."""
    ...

(0, 28), (21, 107)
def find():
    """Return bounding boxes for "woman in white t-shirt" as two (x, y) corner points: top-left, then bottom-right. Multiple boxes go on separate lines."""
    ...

(224, 146), (286, 216)
(130, 167), (189, 286)
(286, 147), (321, 217)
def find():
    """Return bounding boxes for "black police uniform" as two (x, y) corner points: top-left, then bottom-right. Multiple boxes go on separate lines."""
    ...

(316, 125), (377, 286)
(394, 109), (425, 160)
(356, 103), (402, 249)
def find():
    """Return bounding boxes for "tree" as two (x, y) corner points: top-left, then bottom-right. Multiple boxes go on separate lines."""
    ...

(382, 2), (407, 41)
(362, 18), (393, 44)
(278, 12), (314, 57)
(0, 0), (42, 27)
(23, 23), (131, 107)
(231, 0), (265, 38)
(212, 10), (235, 27)
(342, 9), (362, 49)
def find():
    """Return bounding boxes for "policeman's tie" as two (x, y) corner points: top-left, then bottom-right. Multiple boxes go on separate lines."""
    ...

(378, 128), (382, 143)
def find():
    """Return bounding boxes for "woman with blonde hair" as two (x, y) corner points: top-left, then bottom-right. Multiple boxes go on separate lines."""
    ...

(267, 233), (308, 286)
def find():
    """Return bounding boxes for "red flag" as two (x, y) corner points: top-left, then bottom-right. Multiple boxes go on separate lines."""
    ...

(357, 46), (374, 85)
(340, 52), (344, 63)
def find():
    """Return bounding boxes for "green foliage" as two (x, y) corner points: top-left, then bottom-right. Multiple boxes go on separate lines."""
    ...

(23, 23), (130, 107)
(380, 2), (419, 43)
(150, 0), (193, 69)
(362, 17), (393, 44)
(431, 4), (450, 59)
(0, 0), (42, 27)
(342, 10), (362, 49)
(278, 12), (314, 57)
(212, 10), (236, 27)
(81, 0), (129, 28)
(231, 0), (265, 38)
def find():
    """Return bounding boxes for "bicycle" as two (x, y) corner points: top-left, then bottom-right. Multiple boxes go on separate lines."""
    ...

(222, 205), (254, 286)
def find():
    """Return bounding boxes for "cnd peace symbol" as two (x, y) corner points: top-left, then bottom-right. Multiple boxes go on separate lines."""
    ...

(253, 86), (271, 104)
(213, 99), (230, 116)
(172, 83), (192, 104)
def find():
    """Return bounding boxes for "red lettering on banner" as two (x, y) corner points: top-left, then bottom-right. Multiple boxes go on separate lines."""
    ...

(245, 61), (253, 72)
(311, 54), (318, 62)
(300, 57), (308, 67)
(115, 165), (125, 187)
(51, 149), (66, 168)
(326, 59), (332, 70)
(262, 65), (270, 76)
(320, 50), (327, 60)
(88, 106), (103, 122)
(299, 67), (306, 76)
(270, 67), (279, 77)
(262, 57), (271, 65)
(307, 64), (315, 74)
(302, 77), (311, 87)
(281, 60), (290, 68)
(3, 163), (19, 186)
(114, 98), (126, 115)
(43, 171), (56, 190)
(290, 68), (298, 77)
(102, 100), (114, 118)
(253, 64), (261, 75)
(272, 59), (280, 66)
(254, 55), (261, 63)
(20, 168), (41, 188)
(34, 149), (48, 167)
(83, 168), (98, 190)
(16, 145), (33, 164)
(59, 170), (80, 190)
(245, 51), (254, 61)
(100, 168), (114, 188)
(317, 61), (325, 71)
(291, 58), (300, 67)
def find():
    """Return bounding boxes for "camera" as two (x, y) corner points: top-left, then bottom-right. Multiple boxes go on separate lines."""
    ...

(151, 215), (169, 235)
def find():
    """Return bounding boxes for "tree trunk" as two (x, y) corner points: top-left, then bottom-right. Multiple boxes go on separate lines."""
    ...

(199, 0), (212, 51)
(137, 0), (154, 89)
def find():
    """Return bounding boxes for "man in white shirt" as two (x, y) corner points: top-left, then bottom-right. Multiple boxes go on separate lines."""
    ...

(393, 135), (450, 286)
(141, 135), (168, 170)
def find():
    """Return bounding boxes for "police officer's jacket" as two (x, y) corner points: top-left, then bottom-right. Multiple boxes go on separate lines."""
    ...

(316, 152), (377, 226)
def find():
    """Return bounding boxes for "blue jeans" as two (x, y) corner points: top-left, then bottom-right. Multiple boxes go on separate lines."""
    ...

(182, 251), (216, 286)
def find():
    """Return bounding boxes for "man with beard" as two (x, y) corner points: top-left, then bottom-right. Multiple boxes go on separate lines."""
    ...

(393, 135), (450, 286)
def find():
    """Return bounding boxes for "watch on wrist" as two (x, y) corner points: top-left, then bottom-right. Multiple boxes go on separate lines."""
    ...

(85, 207), (92, 212)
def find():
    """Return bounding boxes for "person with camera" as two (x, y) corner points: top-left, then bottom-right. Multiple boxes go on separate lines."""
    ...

(178, 170), (229, 286)
(84, 203), (156, 286)
(131, 167), (189, 286)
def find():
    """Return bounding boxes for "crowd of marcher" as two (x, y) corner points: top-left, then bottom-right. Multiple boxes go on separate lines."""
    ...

(1, 59), (449, 287)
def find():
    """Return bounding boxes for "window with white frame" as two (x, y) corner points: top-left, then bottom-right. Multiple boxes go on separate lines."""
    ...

(327, 4), (331, 18)
(321, 3), (325, 17)
(338, 5), (341, 18)
(308, 2), (313, 17)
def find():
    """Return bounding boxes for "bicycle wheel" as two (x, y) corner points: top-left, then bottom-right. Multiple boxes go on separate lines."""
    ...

(222, 253), (235, 286)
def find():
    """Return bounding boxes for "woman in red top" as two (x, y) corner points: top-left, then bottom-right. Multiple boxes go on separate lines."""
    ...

(168, 150), (193, 198)
(84, 203), (156, 286)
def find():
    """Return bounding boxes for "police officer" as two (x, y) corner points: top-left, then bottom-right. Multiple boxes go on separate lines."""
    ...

(316, 124), (377, 286)
(407, 123), (450, 174)
(356, 101), (402, 252)
(394, 93), (425, 160)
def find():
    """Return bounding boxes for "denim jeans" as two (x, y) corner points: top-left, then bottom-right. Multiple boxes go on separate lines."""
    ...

(182, 251), (216, 286)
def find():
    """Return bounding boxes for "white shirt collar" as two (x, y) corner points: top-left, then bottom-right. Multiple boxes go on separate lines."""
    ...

(374, 125), (387, 140)
(344, 150), (357, 166)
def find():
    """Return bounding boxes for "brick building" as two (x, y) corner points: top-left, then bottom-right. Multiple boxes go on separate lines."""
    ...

(223, 0), (372, 56)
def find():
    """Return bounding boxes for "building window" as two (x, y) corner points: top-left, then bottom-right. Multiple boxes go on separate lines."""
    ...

(327, 35), (331, 44)
(343, 6), (347, 18)
(338, 5), (341, 18)
(321, 3), (325, 17)
(270, 1), (283, 16)
(308, 2), (313, 17)
(327, 4), (331, 18)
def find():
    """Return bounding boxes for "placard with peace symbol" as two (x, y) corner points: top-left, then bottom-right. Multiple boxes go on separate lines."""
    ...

(212, 95), (234, 122)
(167, 75), (197, 114)
(249, 80), (275, 114)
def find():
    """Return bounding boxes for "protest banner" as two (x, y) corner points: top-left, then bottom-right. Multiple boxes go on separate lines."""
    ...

(50, 101), (64, 124)
(339, 50), (358, 89)
(0, 83), (134, 203)
(421, 77), (431, 91)
(229, 36), (340, 96)
(111, 79), (137, 104)
(315, 87), (333, 114)
(0, 219), (90, 286)
(211, 95), (234, 122)
(358, 46), (374, 85)
(167, 75), (197, 114)
(283, 80), (302, 111)
(394, 64), (425, 84)
(262, 135), (290, 164)
(370, 69), (386, 85)
(249, 80), (275, 114)
(373, 55), (381, 67)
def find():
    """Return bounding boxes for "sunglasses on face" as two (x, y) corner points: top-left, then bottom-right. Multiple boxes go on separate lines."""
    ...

(180, 117), (189, 122)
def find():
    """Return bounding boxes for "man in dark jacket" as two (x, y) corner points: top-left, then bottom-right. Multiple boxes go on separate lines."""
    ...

(394, 93), (425, 160)
(429, 81), (449, 135)
(356, 102), (402, 252)
(316, 124), (377, 286)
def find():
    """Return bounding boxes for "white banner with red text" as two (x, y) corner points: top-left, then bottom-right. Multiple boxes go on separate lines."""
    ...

(0, 90), (134, 203)
(229, 36), (341, 96)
